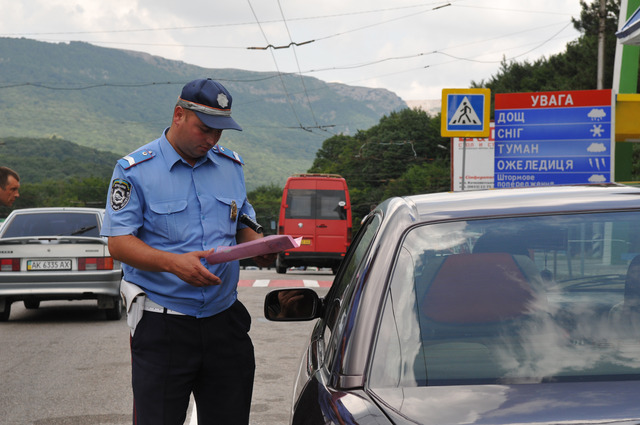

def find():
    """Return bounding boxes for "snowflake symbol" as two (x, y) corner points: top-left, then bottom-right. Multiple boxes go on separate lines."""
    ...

(590, 124), (604, 137)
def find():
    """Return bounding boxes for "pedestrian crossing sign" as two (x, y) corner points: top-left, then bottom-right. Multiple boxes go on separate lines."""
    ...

(441, 88), (491, 137)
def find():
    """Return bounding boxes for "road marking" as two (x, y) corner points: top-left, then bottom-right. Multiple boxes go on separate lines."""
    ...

(253, 279), (270, 287)
(238, 279), (332, 287)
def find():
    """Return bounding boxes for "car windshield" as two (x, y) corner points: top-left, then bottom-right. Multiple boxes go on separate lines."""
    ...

(370, 211), (640, 388)
(1, 212), (101, 238)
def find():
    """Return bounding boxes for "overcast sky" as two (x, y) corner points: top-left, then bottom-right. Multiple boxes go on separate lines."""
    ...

(1, 0), (585, 101)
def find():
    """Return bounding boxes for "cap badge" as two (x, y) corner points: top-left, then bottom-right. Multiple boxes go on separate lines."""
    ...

(217, 93), (229, 108)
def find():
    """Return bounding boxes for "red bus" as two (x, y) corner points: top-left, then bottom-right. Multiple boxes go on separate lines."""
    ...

(276, 174), (352, 274)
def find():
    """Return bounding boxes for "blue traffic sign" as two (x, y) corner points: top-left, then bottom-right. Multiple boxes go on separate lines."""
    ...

(441, 88), (490, 137)
(494, 90), (613, 188)
(496, 122), (611, 141)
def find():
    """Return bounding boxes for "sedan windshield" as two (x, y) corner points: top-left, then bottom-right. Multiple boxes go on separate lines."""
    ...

(370, 211), (640, 387)
(1, 212), (101, 238)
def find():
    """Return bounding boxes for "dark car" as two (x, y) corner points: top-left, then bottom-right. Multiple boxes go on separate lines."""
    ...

(264, 184), (640, 425)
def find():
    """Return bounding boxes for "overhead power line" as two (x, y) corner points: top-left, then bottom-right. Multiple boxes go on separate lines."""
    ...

(1, 2), (453, 38)
(275, 0), (321, 129)
(246, 0), (309, 132)
(0, 81), (182, 90)
(247, 40), (315, 50)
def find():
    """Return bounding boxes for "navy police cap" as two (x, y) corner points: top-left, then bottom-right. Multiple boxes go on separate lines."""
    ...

(177, 78), (242, 131)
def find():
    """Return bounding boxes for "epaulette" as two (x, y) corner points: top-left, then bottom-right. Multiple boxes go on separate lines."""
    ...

(213, 145), (244, 165)
(118, 149), (156, 170)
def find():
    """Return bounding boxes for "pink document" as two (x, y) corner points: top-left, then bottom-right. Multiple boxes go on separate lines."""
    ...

(205, 235), (301, 265)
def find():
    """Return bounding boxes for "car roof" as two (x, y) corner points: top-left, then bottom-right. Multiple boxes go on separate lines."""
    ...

(7, 207), (105, 214)
(400, 184), (640, 222)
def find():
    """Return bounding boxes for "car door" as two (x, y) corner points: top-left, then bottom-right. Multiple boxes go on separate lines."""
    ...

(291, 214), (382, 424)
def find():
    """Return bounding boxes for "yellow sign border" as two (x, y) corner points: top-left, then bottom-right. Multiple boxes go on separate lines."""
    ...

(441, 88), (491, 137)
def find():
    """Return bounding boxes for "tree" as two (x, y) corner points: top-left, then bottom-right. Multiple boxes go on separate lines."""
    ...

(308, 108), (451, 226)
(381, 161), (451, 200)
(10, 177), (110, 210)
(473, 0), (640, 180)
(247, 183), (283, 235)
(475, 0), (622, 94)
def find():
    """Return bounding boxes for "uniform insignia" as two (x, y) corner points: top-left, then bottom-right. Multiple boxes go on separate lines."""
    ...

(230, 200), (238, 221)
(217, 93), (229, 108)
(110, 179), (132, 211)
(118, 149), (156, 170)
(212, 145), (244, 165)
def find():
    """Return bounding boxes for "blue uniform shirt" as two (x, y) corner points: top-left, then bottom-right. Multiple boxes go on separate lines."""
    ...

(101, 130), (255, 318)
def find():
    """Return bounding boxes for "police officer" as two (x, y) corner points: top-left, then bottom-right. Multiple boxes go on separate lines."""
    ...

(101, 78), (272, 425)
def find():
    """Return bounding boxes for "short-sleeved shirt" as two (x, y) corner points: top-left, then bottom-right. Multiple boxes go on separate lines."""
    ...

(101, 130), (255, 318)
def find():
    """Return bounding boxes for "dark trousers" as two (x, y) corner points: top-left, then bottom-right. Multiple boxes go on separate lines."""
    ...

(130, 300), (255, 425)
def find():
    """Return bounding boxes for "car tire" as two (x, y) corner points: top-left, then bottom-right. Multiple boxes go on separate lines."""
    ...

(24, 300), (40, 309)
(0, 301), (11, 322)
(105, 295), (123, 321)
(275, 257), (287, 274)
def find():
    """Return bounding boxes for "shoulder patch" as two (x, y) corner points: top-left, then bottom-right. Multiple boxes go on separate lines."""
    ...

(110, 179), (132, 211)
(118, 149), (156, 170)
(212, 145), (244, 165)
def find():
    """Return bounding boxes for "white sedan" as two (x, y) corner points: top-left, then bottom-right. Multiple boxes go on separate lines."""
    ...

(0, 207), (122, 321)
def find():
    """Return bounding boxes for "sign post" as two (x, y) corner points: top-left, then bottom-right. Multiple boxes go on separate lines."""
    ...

(451, 123), (495, 191)
(494, 89), (614, 188)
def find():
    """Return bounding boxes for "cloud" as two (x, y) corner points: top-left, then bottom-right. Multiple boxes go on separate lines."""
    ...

(588, 108), (607, 120)
(587, 143), (607, 153)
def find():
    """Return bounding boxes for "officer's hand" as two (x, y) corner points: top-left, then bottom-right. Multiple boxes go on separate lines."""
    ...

(252, 252), (276, 268)
(171, 250), (222, 287)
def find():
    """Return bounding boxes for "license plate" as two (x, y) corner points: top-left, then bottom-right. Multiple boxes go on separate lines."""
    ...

(301, 239), (312, 245)
(27, 260), (72, 271)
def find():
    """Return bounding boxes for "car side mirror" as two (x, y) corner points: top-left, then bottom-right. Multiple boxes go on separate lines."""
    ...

(264, 289), (321, 321)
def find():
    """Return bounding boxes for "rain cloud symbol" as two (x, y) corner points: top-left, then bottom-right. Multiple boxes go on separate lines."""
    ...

(588, 108), (607, 120)
(587, 143), (606, 153)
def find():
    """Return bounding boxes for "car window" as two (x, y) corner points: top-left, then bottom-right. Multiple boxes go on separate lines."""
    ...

(285, 189), (347, 220)
(323, 213), (381, 368)
(1, 212), (100, 238)
(370, 211), (640, 388)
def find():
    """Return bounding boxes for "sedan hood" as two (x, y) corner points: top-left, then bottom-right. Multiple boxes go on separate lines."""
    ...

(372, 381), (640, 425)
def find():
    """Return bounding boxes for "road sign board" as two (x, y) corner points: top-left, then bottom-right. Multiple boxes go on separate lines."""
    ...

(494, 89), (614, 188)
(452, 123), (495, 191)
(441, 88), (491, 137)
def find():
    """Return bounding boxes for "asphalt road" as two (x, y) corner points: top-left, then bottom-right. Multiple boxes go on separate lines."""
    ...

(0, 268), (333, 425)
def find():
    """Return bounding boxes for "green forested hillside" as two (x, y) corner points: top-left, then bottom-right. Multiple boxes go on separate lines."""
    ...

(0, 136), (120, 217)
(0, 37), (406, 190)
(0, 137), (120, 183)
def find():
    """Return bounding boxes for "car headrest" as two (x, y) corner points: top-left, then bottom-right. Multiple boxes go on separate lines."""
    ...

(625, 255), (640, 305)
(421, 253), (537, 324)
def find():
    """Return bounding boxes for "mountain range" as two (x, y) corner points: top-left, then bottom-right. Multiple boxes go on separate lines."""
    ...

(0, 37), (406, 190)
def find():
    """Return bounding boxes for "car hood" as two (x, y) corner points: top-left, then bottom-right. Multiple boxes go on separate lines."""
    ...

(371, 381), (640, 425)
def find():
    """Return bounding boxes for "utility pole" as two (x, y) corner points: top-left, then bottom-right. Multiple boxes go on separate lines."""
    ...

(597, 0), (607, 89)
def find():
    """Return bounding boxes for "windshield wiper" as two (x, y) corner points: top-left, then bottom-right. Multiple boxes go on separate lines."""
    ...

(60, 225), (97, 236)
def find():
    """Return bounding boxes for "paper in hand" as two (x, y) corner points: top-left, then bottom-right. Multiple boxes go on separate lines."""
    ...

(205, 234), (301, 265)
